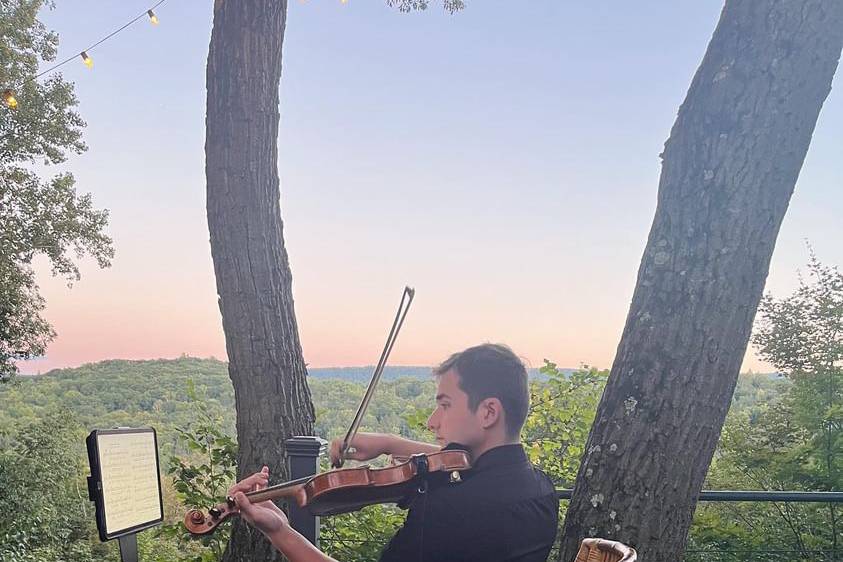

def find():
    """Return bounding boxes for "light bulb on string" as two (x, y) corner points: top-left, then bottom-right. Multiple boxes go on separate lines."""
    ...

(147, 10), (159, 25)
(80, 51), (93, 69)
(3, 90), (17, 109)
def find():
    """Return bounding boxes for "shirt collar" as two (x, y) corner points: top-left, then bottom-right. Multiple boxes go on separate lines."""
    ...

(443, 442), (528, 472)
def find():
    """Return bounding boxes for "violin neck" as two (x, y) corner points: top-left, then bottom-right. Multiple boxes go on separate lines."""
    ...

(243, 475), (309, 504)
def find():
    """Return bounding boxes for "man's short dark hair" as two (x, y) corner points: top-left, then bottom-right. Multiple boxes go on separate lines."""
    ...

(434, 343), (529, 439)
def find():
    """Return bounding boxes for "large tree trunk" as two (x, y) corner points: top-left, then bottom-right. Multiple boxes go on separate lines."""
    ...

(205, 1), (315, 560)
(559, 2), (843, 561)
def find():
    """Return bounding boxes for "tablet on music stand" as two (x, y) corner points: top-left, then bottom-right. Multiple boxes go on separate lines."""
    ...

(86, 427), (163, 559)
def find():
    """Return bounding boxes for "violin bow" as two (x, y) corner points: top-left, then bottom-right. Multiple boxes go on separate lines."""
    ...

(333, 286), (415, 468)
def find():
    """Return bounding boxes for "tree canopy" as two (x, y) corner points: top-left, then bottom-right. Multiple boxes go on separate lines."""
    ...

(0, 0), (113, 382)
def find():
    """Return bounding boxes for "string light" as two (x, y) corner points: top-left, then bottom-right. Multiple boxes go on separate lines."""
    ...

(0, 0), (167, 108)
(3, 90), (17, 109)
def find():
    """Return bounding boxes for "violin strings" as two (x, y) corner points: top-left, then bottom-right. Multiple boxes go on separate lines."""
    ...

(244, 474), (313, 498)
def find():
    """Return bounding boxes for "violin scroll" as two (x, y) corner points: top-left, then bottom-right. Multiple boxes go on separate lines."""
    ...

(183, 498), (236, 535)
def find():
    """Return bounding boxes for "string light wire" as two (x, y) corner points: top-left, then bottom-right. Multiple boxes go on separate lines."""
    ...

(33, 0), (168, 80)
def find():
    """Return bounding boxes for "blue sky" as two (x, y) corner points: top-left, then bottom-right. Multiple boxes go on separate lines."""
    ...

(21, 0), (843, 373)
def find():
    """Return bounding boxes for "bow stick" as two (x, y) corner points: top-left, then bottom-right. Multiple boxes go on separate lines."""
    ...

(333, 286), (415, 468)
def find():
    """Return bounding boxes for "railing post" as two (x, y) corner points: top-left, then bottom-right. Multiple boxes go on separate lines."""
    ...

(285, 436), (328, 546)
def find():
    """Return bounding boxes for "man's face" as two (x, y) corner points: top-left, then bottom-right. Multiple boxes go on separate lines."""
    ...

(427, 369), (484, 449)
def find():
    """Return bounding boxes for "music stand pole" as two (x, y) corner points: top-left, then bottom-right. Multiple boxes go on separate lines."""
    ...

(118, 534), (138, 562)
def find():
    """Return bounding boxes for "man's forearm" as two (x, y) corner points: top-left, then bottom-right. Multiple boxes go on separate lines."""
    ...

(269, 526), (339, 562)
(381, 434), (440, 457)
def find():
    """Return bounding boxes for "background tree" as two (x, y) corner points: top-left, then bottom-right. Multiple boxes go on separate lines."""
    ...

(523, 363), (608, 489)
(385, 0), (464, 12)
(205, 1), (315, 559)
(0, 0), (113, 382)
(0, 409), (98, 562)
(559, 2), (843, 561)
(523, 363), (609, 560)
(750, 251), (842, 556)
(689, 253), (842, 561)
(205, 1), (462, 559)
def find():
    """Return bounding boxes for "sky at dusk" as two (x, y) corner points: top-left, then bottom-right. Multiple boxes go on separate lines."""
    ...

(19, 0), (843, 375)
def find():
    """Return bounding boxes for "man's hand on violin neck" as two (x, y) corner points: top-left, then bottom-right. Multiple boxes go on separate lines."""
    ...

(329, 433), (442, 467)
(229, 467), (270, 497)
(230, 468), (339, 562)
(229, 466), (290, 536)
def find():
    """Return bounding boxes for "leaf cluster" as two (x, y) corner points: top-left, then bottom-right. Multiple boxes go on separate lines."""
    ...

(689, 252), (843, 560)
(0, 408), (101, 562)
(158, 380), (238, 562)
(523, 362), (609, 487)
(386, 0), (465, 14)
(0, 0), (113, 382)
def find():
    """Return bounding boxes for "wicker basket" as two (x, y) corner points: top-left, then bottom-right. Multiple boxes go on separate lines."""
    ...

(574, 538), (638, 562)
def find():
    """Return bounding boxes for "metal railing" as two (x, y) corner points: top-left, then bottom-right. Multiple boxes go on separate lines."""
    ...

(556, 489), (843, 502)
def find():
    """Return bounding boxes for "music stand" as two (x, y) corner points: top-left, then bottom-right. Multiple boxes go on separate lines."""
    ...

(86, 427), (164, 562)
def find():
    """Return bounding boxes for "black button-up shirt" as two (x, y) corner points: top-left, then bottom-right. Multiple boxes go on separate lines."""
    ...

(379, 443), (559, 562)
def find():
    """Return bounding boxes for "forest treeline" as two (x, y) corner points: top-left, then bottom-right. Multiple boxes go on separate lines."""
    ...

(3, 356), (816, 562)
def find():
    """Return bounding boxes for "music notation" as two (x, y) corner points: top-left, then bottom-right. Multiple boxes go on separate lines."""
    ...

(97, 432), (162, 534)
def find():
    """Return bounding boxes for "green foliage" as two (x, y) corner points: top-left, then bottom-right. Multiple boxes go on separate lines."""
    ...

(0, 408), (103, 562)
(158, 380), (238, 562)
(0, 0), (113, 382)
(386, 0), (465, 14)
(136, 530), (191, 562)
(520, 363), (609, 561)
(523, 362), (608, 487)
(0, 358), (237, 451)
(688, 252), (843, 561)
(402, 404), (435, 439)
(729, 372), (790, 422)
(1, 355), (826, 560)
(321, 505), (407, 561)
(753, 252), (843, 495)
(313, 376), (436, 443)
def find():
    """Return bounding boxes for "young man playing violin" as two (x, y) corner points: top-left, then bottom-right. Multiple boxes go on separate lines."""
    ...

(228, 343), (559, 561)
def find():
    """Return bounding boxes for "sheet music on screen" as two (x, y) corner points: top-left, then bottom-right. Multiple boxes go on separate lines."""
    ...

(96, 431), (163, 535)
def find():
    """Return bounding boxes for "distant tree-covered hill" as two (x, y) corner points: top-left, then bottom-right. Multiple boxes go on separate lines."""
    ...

(1, 356), (784, 450)
(0, 357), (441, 453)
(307, 365), (555, 381)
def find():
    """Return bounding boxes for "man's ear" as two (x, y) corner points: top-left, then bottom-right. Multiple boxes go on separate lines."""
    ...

(478, 398), (503, 430)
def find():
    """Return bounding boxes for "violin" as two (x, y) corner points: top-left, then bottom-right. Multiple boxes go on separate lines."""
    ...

(184, 449), (471, 534)
(184, 287), (472, 536)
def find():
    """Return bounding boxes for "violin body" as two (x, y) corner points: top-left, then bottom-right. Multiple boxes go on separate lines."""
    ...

(185, 449), (470, 535)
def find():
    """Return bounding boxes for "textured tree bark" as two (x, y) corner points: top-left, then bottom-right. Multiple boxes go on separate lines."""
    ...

(205, 1), (315, 561)
(559, 2), (843, 561)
